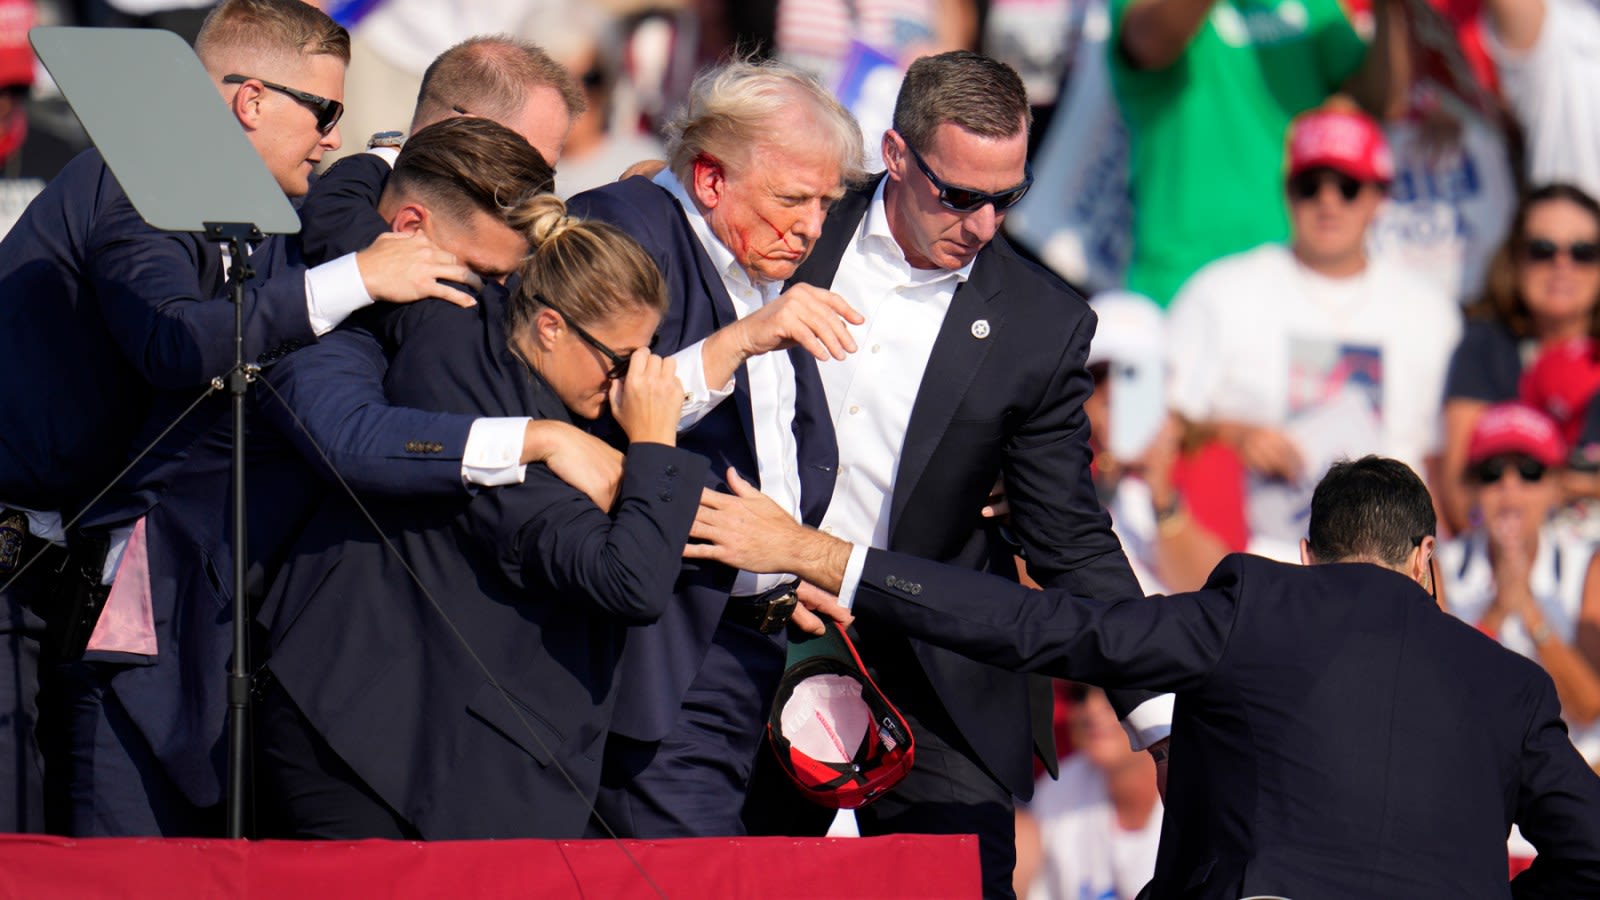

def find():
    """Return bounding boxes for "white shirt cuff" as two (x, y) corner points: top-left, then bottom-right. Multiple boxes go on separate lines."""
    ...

(672, 338), (735, 429)
(833, 543), (871, 611)
(1120, 693), (1175, 751)
(305, 252), (374, 336)
(462, 417), (530, 487)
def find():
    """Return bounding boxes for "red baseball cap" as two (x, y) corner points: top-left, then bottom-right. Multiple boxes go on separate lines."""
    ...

(0, 0), (35, 89)
(1519, 338), (1600, 449)
(767, 619), (913, 809)
(1286, 109), (1394, 183)
(1467, 403), (1567, 467)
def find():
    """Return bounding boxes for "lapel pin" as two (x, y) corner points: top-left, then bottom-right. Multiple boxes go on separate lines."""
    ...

(970, 319), (991, 339)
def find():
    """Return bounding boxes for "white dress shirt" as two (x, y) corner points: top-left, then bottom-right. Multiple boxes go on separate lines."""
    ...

(653, 169), (803, 595)
(817, 180), (970, 603)
(822, 182), (1171, 750)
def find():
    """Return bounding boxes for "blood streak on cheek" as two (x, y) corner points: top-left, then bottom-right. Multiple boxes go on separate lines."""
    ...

(757, 213), (798, 254)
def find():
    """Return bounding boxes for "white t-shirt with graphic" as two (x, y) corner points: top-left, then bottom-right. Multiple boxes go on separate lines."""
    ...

(1167, 243), (1461, 558)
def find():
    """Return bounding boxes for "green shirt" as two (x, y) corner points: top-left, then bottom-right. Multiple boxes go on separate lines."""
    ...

(1109, 0), (1368, 305)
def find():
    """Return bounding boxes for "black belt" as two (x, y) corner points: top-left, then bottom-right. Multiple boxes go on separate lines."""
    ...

(722, 579), (800, 635)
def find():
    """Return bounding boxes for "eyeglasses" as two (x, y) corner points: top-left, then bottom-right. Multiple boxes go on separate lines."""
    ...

(223, 74), (344, 136)
(1523, 238), (1600, 266)
(1469, 454), (1548, 485)
(536, 293), (656, 379)
(904, 141), (1033, 213)
(1288, 169), (1365, 203)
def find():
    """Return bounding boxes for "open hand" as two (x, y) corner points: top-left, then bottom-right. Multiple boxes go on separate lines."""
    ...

(356, 232), (481, 308)
(686, 469), (807, 574)
(734, 283), (863, 362)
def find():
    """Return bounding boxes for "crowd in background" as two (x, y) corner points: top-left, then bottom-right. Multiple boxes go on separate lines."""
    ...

(2, 0), (1598, 897)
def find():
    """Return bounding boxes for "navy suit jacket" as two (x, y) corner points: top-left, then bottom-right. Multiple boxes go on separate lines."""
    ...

(853, 551), (1600, 899)
(567, 176), (838, 742)
(51, 150), (477, 807)
(297, 152), (391, 268)
(0, 149), (315, 516)
(787, 178), (1143, 798)
(262, 289), (708, 838)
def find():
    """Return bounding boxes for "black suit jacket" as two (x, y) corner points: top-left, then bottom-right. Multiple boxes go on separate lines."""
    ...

(853, 551), (1600, 899)
(0, 148), (314, 515)
(788, 178), (1143, 797)
(261, 289), (707, 838)
(567, 176), (838, 742)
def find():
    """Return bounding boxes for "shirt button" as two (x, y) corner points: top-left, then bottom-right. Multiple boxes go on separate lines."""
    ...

(871, 344), (881, 354)
(822, 525), (837, 536)
(849, 405), (860, 415)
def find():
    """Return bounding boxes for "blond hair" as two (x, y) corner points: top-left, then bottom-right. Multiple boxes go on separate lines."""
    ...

(507, 195), (667, 339)
(664, 57), (865, 187)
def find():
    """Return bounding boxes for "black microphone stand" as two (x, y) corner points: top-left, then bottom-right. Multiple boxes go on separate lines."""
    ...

(205, 220), (262, 841)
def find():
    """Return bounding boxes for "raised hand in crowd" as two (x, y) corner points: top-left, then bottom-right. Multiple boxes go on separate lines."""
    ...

(354, 231), (482, 308)
(609, 349), (684, 447)
(1226, 422), (1306, 483)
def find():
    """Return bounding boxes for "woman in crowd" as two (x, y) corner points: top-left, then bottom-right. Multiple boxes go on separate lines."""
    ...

(1441, 184), (1600, 532)
(256, 194), (707, 841)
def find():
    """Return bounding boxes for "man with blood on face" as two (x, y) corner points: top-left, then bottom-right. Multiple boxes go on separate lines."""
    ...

(564, 57), (869, 840)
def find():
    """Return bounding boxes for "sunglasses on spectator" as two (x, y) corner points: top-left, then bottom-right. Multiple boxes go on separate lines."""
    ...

(1522, 238), (1600, 265)
(1288, 169), (1365, 203)
(1469, 454), (1548, 485)
(223, 74), (343, 136)
(904, 141), (1033, 213)
(535, 293), (657, 380)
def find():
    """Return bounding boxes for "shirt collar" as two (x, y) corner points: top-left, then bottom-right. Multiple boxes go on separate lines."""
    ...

(654, 168), (772, 299)
(859, 178), (977, 286)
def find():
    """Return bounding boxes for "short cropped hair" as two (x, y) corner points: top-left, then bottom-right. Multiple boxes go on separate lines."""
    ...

(664, 57), (865, 186)
(195, 0), (349, 72)
(508, 194), (668, 338)
(413, 36), (586, 132)
(893, 51), (1030, 152)
(1307, 456), (1437, 567)
(386, 117), (555, 233)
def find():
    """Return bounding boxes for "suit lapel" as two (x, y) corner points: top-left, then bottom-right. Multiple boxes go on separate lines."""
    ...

(887, 249), (1004, 544)
(670, 192), (759, 467)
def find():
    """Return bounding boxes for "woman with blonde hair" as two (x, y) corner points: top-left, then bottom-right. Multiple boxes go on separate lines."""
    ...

(258, 194), (706, 841)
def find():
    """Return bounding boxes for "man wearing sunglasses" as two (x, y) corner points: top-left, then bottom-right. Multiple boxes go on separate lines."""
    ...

(1166, 106), (1460, 563)
(736, 51), (1150, 899)
(0, 0), (489, 837)
(1438, 403), (1600, 776)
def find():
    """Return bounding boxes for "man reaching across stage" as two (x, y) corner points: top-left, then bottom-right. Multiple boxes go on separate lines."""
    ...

(688, 456), (1600, 899)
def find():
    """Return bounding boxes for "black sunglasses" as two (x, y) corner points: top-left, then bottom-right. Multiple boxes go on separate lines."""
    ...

(1288, 169), (1365, 203)
(223, 74), (344, 136)
(1470, 454), (1548, 485)
(1523, 238), (1600, 265)
(904, 141), (1033, 213)
(536, 293), (656, 379)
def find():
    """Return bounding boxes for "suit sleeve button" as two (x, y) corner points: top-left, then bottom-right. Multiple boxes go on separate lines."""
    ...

(659, 491), (673, 502)
(666, 464), (679, 477)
